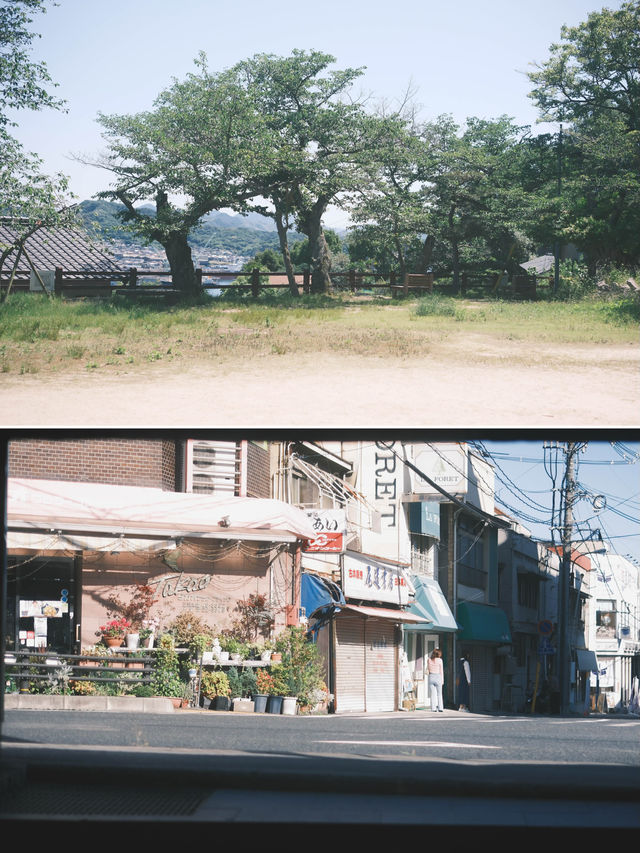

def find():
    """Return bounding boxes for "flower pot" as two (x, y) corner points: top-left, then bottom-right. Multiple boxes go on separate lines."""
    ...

(218, 651), (230, 663)
(142, 634), (154, 649)
(252, 693), (268, 713)
(104, 637), (123, 648)
(200, 696), (212, 709)
(260, 650), (272, 662)
(230, 653), (242, 663)
(281, 696), (297, 716)
(266, 695), (283, 714)
(213, 696), (231, 711)
(126, 633), (140, 650)
(270, 652), (282, 662)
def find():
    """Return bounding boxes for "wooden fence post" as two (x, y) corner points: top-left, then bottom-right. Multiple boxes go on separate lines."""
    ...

(54, 267), (63, 297)
(128, 267), (137, 288)
(349, 269), (356, 291)
(303, 269), (310, 294)
(251, 267), (260, 298)
(196, 268), (203, 292)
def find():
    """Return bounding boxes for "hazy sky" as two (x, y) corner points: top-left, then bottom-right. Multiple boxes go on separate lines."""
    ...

(11, 0), (612, 226)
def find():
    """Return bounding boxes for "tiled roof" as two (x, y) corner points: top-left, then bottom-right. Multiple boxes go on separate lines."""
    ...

(0, 219), (123, 279)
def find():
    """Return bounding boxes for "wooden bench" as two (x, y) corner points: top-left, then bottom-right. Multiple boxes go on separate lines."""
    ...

(391, 273), (434, 297)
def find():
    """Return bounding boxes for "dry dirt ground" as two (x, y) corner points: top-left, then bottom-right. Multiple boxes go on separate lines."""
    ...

(1, 332), (638, 428)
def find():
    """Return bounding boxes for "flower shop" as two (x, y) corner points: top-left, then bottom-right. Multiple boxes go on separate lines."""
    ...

(4, 477), (327, 710)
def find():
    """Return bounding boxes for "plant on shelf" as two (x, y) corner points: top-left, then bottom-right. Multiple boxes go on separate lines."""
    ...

(189, 632), (213, 662)
(219, 634), (249, 659)
(200, 670), (231, 700)
(105, 583), (159, 632)
(96, 617), (131, 641)
(166, 611), (215, 649)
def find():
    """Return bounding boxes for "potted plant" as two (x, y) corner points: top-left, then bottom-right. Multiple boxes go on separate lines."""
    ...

(200, 670), (231, 711)
(265, 665), (288, 714)
(140, 618), (159, 649)
(253, 668), (274, 713)
(105, 583), (159, 649)
(96, 617), (131, 648)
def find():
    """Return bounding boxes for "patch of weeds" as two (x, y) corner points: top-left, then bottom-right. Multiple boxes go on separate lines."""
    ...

(19, 363), (38, 374)
(271, 342), (288, 355)
(65, 344), (86, 359)
(602, 298), (640, 326)
(113, 345), (126, 355)
(414, 295), (459, 318)
(147, 351), (163, 361)
(85, 362), (98, 369)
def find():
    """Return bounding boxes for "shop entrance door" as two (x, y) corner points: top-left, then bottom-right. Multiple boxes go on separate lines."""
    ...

(7, 557), (78, 654)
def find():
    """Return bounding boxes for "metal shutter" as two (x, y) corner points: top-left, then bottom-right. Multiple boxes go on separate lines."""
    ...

(365, 619), (397, 712)
(335, 615), (366, 713)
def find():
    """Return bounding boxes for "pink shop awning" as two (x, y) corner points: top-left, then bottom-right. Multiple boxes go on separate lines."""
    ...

(7, 478), (316, 545)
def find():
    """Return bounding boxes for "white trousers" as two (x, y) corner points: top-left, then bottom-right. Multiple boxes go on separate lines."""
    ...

(428, 673), (443, 711)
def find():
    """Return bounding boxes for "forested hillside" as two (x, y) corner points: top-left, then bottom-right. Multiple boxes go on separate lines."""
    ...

(77, 199), (291, 259)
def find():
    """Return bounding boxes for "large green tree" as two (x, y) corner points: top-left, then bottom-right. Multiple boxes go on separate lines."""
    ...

(1, 0), (72, 285)
(94, 55), (270, 295)
(346, 111), (436, 280)
(235, 50), (371, 294)
(528, 1), (640, 268)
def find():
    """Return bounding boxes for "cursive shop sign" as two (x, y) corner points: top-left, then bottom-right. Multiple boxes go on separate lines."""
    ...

(148, 572), (212, 598)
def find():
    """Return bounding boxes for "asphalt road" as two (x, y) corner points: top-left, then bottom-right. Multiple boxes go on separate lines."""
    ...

(1, 709), (639, 832)
(2, 708), (640, 766)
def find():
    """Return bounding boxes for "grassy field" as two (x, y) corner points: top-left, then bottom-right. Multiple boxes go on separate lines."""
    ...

(0, 291), (637, 377)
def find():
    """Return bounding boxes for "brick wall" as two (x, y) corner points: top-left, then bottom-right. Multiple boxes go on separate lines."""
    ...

(8, 439), (178, 490)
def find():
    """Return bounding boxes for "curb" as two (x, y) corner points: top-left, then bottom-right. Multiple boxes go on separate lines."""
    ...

(3, 694), (175, 713)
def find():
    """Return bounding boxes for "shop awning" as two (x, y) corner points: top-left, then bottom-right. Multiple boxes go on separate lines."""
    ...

(456, 601), (512, 644)
(7, 478), (316, 545)
(7, 530), (177, 554)
(406, 576), (458, 633)
(301, 572), (345, 620)
(340, 603), (432, 625)
(576, 648), (598, 672)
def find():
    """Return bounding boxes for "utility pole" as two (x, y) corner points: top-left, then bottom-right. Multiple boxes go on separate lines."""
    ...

(553, 125), (563, 294)
(558, 441), (577, 714)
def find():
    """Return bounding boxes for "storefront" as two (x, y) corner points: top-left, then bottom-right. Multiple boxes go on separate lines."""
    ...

(302, 552), (430, 713)
(6, 478), (316, 653)
(455, 601), (512, 712)
(403, 575), (458, 708)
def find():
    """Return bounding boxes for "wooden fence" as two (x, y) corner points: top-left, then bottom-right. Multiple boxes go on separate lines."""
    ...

(0, 265), (547, 300)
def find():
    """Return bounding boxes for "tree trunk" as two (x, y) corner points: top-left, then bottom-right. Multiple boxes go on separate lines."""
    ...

(162, 232), (199, 296)
(394, 235), (406, 282)
(307, 202), (332, 294)
(421, 234), (435, 273)
(274, 208), (299, 296)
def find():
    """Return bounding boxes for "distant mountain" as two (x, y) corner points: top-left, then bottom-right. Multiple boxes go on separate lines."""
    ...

(203, 210), (278, 232)
(76, 199), (289, 258)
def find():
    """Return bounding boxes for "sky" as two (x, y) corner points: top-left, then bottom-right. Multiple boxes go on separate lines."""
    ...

(478, 438), (640, 566)
(11, 0), (614, 228)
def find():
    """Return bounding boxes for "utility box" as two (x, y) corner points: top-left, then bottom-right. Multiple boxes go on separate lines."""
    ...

(29, 269), (55, 292)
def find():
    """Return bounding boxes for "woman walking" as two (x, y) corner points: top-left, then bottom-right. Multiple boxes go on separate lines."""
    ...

(427, 648), (444, 712)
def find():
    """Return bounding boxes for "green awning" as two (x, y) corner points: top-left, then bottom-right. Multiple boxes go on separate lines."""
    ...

(456, 601), (512, 644)
(406, 576), (458, 633)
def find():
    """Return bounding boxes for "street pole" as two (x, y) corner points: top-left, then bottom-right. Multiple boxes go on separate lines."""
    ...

(553, 124), (563, 295)
(558, 441), (577, 715)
